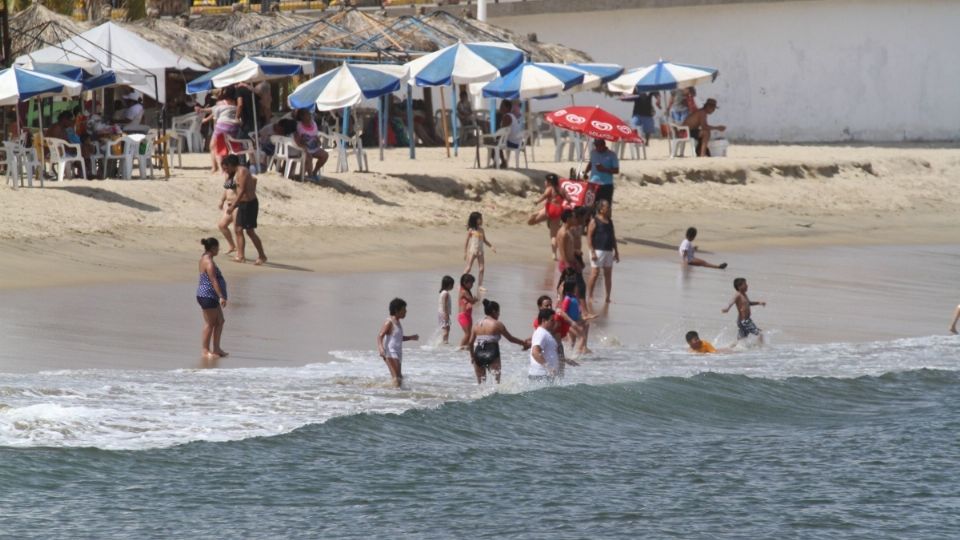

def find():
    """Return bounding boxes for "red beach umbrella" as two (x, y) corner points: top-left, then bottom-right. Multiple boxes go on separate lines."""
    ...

(544, 106), (642, 143)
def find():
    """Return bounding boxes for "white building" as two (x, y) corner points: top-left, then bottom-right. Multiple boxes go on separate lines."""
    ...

(484, 0), (959, 142)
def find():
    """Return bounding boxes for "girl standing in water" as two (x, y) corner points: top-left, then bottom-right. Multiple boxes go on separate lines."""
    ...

(464, 212), (495, 291)
(197, 237), (228, 361)
(457, 273), (478, 350)
(377, 298), (419, 388)
(468, 299), (531, 385)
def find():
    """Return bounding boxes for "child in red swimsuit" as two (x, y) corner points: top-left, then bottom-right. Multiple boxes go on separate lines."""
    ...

(457, 273), (477, 350)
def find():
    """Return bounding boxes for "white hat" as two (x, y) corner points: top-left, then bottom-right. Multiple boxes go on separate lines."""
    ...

(123, 90), (142, 101)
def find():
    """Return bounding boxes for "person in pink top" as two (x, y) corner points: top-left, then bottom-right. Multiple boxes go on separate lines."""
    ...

(293, 109), (329, 181)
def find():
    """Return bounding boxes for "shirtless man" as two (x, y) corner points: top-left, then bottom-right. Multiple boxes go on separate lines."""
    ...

(555, 209), (577, 276)
(721, 277), (766, 344)
(222, 155), (267, 265)
(682, 98), (726, 157)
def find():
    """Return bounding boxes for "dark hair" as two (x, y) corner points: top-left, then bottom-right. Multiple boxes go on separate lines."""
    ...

(467, 211), (482, 230)
(440, 275), (455, 292)
(537, 308), (555, 324)
(277, 118), (297, 135)
(545, 173), (560, 189)
(221, 86), (237, 101)
(595, 198), (610, 212)
(221, 154), (240, 167)
(574, 205), (591, 220)
(499, 100), (512, 112)
(537, 295), (551, 308)
(57, 111), (74, 123)
(562, 279), (578, 297)
(560, 209), (574, 223)
(389, 297), (407, 316)
(200, 237), (219, 251)
(460, 273), (475, 288)
(686, 227), (698, 240)
(685, 331), (699, 342)
(733, 277), (746, 290)
(556, 267), (578, 293)
(482, 299), (499, 316)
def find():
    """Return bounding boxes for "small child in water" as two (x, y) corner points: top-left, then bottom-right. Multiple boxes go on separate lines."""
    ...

(377, 298), (419, 387)
(679, 227), (727, 269)
(438, 275), (454, 345)
(464, 212), (495, 291)
(457, 273), (478, 350)
(686, 331), (717, 353)
(722, 277), (766, 344)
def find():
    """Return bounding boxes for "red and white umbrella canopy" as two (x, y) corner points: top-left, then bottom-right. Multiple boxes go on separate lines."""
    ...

(544, 106), (641, 143)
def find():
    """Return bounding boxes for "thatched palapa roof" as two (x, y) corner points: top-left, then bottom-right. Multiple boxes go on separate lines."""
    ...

(10, 4), (92, 61)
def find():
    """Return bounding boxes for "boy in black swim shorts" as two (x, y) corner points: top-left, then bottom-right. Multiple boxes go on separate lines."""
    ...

(722, 277), (767, 344)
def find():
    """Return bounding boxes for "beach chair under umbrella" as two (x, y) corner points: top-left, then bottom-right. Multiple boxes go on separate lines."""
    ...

(405, 41), (524, 157)
(288, 63), (408, 165)
(0, 66), (84, 186)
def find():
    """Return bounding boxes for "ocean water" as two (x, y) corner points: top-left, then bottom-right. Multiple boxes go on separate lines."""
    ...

(2, 245), (960, 537)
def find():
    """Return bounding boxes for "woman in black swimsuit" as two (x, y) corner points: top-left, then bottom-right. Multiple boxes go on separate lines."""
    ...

(468, 299), (531, 385)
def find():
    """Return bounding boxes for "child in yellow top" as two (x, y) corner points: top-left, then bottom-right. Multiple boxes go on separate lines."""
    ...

(685, 331), (717, 354)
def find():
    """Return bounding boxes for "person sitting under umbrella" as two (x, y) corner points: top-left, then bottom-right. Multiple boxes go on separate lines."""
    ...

(45, 111), (93, 179)
(682, 98), (726, 157)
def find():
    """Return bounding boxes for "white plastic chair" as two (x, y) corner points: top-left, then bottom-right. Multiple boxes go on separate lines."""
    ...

(171, 112), (202, 152)
(125, 134), (155, 179)
(323, 132), (367, 173)
(2, 142), (19, 188)
(268, 135), (306, 180)
(668, 123), (692, 158)
(614, 130), (647, 161)
(226, 135), (258, 167)
(105, 138), (135, 179)
(506, 130), (530, 169)
(481, 127), (510, 168)
(45, 137), (86, 182)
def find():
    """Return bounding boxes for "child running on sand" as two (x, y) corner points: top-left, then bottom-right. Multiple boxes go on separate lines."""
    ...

(377, 298), (419, 387)
(680, 227), (727, 269)
(722, 278), (766, 344)
(457, 273), (478, 350)
(438, 275), (454, 345)
(464, 212), (495, 291)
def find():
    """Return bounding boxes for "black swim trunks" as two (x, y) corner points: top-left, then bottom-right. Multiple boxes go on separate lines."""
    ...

(473, 340), (500, 368)
(737, 318), (761, 339)
(236, 198), (259, 230)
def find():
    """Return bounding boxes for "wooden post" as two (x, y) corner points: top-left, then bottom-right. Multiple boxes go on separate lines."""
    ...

(439, 88), (450, 158)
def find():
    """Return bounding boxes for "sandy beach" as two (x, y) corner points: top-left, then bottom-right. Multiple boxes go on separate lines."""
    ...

(1, 139), (959, 290)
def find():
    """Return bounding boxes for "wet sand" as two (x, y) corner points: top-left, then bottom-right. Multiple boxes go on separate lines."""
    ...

(2, 243), (957, 373)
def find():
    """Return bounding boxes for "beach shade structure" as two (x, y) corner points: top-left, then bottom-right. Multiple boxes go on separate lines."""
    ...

(0, 66), (84, 186)
(188, 56), (315, 169)
(607, 59), (718, 94)
(405, 41), (525, 157)
(567, 63), (624, 88)
(288, 62), (408, 164)
(25, 62), (118, 91)
(481, 61), (585, 100)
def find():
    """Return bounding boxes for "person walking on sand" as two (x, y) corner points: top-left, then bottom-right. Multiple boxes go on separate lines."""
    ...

(680, 227), (727, 269)
(377, 298), (419, 388)
(457, 273), (478, 350)
(464, 212), (495, 291)
(587, 199), (619, 305)
(438, 275), (454, 345)
(584, 139), (619, 207)
(722, 278), (766, 344)
(222, 155), (267, 265)
(468, 299), (531, 385)
(217, 174), (239, 254)
(528, 173), (574, 260)
(197, 237), (228, 361)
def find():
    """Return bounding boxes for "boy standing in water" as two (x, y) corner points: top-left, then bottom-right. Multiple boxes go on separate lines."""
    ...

(722, 278), (766, 344)
(377, 298), (419, 387)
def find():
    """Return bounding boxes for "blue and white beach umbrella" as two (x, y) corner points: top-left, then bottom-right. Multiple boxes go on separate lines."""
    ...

(567, 63), (624, 86)
(406, 41), (524, 86)
(288, 63), (407, 111)
(186, 56), (314, 94)
(0, 65), (83, 105)
(26, 62), (118, 91)
(481, 61), (585, 100)
(607, 59), (718, 93)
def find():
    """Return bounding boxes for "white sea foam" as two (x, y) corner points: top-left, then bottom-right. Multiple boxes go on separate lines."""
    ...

(0, 335), (957, 451)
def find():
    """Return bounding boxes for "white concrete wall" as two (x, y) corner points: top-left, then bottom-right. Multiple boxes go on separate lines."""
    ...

(491, 0), (960, 142)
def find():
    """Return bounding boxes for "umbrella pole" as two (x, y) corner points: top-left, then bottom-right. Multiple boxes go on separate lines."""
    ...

(406, 84), (415, 160)
(252, 93), (261, 173)
(489, 98), (496, 134)
(439, 89), (450, 158)
(378, 96), (384, 162)
(341, 106), (349, 171)
(37, 99), (45, 188)
(451, 85), (459, 157)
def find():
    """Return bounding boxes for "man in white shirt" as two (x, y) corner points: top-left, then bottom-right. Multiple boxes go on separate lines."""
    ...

(117, 90), (144, 126)
(529, 309), (578, 381)
(679, 227), (727, 269)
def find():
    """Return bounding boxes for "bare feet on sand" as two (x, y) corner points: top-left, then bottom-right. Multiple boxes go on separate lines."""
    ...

(232, 257), (246, 263)
(214, 350), (229, 357)
(254, 256), (267, 266)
